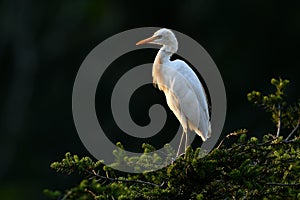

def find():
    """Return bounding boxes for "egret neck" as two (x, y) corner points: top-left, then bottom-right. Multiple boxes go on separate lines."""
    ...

(154, 40), (178, 65)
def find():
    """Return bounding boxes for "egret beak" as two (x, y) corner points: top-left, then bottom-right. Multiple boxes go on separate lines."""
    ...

(136, 35), (159, 45)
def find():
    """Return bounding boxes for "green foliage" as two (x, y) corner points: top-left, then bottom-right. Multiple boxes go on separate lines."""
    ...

(247, 78), (300, 134)
(46, 78), (300, 199)
(109, 142), (175, 173)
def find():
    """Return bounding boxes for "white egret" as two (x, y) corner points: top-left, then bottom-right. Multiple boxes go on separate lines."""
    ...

(136, 28), (211, 156)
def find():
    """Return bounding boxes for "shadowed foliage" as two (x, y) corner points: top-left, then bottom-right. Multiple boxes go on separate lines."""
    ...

(45, 78), (300, 199)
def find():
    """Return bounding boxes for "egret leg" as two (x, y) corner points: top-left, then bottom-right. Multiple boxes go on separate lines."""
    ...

(185, 130), (188, 152)
(176, 129), (185, 157)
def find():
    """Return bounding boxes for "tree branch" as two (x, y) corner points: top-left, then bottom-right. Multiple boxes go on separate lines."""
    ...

(267, 182), (300, 187)
(217, 132), (242, 149)
(227, 136), (296, 152)
(285, 118), (300, 141)
(276, 104), (282, 137)
(85, 188), (98, 199)
(88, 170), (164, 188)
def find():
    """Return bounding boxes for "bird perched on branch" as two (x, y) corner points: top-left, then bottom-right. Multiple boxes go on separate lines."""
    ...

(136, 28), (211, 156)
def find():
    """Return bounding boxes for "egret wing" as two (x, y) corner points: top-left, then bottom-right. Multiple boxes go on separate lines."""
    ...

(161, 60), (211, 140)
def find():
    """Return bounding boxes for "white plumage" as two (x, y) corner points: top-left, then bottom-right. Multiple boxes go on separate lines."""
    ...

(136, 28), (211, 156)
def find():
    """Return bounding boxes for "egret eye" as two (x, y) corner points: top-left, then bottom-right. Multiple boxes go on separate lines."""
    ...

(156, 35), (162, 39)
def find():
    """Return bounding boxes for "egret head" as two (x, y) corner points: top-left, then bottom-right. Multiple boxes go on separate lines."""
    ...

(136, 28), (178, 53)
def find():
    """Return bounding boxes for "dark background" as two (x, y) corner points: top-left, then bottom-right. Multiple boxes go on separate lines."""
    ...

(0, 0), (299, 199)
